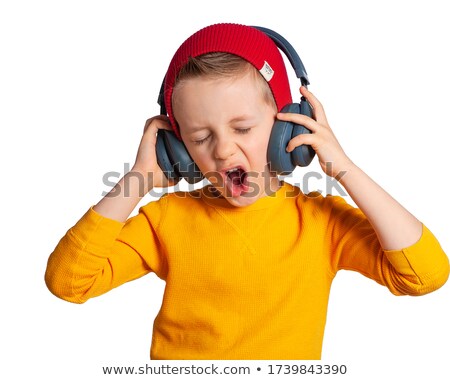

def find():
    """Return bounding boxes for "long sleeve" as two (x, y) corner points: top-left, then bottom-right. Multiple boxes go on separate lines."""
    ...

(326, 195), (449, 295)
(45, 199), (168, 304)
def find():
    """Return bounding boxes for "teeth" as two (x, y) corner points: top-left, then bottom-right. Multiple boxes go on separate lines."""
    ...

(226, 167), (239, 174)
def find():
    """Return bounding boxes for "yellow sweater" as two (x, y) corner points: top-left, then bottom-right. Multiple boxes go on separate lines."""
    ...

(45, 182), (449, 359)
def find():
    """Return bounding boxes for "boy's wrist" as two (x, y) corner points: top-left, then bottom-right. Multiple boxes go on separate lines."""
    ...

(127, 167), (154, 196)
(324, 156), (355, 180)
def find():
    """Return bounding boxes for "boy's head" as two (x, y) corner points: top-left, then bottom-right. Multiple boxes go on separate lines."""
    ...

(163, 23), (293, 139)
(162, 23), (293, 206)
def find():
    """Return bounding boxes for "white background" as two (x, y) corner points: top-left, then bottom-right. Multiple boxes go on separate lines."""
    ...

(1, 0), (449, 379)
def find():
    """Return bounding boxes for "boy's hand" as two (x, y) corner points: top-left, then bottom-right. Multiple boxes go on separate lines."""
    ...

(93, 115), (176, 221)
(132, 115), (180, 189)
(277, 87), (352, 178)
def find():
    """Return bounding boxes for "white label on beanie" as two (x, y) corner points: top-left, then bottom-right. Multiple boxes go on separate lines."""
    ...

(260, 61), (274, 82)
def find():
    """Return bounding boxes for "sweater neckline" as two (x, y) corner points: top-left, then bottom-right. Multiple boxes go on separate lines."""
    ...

(200, 181), (299, 211)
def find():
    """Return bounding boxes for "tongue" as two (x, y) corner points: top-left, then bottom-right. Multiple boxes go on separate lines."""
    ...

(228, 170), (242, 185)
(226, 169), (249, 197)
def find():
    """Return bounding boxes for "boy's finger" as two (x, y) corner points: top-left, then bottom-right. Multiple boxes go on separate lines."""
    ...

(143, 115), (171, 133)
(276, 112), (320, 132)
(286, 133), (316, 152)
(300, 87), (328, 126)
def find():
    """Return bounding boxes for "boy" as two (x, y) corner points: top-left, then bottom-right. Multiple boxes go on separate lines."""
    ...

(45, 23), (449, 360)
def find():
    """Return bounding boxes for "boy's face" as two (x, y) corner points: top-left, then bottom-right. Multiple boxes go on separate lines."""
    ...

(174, 71), (281, 207)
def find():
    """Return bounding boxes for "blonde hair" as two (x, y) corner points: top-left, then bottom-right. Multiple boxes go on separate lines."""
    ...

(173, 52), (276, 111)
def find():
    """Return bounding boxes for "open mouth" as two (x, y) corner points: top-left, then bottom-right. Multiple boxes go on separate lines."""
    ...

(224, 166), (250, 197)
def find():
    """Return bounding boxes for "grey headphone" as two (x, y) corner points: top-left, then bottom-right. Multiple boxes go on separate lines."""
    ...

(156, 26), (315, 184)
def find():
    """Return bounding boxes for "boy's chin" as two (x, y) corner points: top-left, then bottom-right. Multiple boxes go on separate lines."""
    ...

(209, 176), (281, 208)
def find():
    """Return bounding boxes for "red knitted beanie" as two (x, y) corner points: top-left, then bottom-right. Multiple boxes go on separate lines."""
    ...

(163, 23), (292, 139)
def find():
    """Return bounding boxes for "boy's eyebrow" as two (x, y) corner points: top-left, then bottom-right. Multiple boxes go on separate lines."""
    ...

(229, 115), (254, 124)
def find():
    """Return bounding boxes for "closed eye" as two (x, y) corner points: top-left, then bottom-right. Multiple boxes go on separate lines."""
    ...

(235, 128), (251, 135)
(193, 128), (251, 145)
(193, 134), (211, 145)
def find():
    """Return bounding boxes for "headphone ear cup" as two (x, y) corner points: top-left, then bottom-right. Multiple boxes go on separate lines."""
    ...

(157, 130), (204, 184)
(156, 130), (179, 181)
(291, 99), (316, 167)
(267, 108), (296, 175)
(267, 102), (316, 175)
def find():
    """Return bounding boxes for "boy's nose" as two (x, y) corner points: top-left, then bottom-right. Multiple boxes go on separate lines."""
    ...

(213, 137), (237, 160)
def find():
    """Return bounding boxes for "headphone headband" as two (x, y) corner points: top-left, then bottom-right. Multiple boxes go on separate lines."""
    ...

(251, 26), (309, 87)
(158, 77), (166, 115)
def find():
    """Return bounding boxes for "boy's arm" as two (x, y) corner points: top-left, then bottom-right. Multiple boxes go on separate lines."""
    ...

(280, 86), (422, 250)
(94, 115), (177, 222)
(280, 87), (448, 294)
(334, 161), (422, 250)
(324, 195), (448, 295)
(46, 116), (174, 302)
(45, 201), (167, 304)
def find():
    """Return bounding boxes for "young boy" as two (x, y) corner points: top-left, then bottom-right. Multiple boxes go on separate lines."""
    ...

(45, 23), (449, 360)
